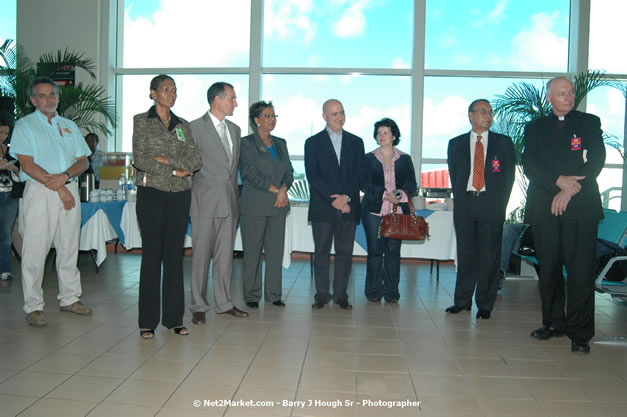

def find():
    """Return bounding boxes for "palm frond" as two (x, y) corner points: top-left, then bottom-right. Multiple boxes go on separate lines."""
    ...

(603, 132), (625, 160)
(38, 49), (96, 79)
(573, 70), (623, 109)
(58, 83), (117, 136)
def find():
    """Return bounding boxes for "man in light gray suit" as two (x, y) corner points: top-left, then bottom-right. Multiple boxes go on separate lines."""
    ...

(189, 82), (248, 322)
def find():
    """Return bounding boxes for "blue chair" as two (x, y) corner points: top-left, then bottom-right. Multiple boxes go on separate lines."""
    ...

(594, 209), (627, 301)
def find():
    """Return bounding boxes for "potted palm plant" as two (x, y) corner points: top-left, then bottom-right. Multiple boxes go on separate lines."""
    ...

(0, 39), (116, 136)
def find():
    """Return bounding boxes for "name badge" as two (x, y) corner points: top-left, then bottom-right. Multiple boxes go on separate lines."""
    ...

(176, 128), (185, 142)
(571, 135), (581, 151)
(492, 159), (500, 172)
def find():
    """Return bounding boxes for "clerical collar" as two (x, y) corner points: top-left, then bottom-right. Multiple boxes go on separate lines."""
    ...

(558, 116), (565, 121)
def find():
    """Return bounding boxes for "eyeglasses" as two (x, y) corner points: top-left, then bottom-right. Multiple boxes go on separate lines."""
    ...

(471, 109), (494, 117)
(260, 114), (278, 119)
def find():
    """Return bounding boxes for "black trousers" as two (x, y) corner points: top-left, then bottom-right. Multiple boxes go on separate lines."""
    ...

(453, 199), (503, 311)
(532, 217), (598, 342)
(311, 219), (356, 303)
(136, 186), (191, 330)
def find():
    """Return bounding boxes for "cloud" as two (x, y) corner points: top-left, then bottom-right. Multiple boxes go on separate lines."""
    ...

(270, 93), (320, 149)
(123, 0), (250, 67)
(392, 57), (410, 69)
(508, 11), (567, 71)
(488, 0), (508, 23)
(423, 96), (469, 138)
(331, 0), (372, 38)
(589, 0), (627, 73)
(264, 0), (315, 43)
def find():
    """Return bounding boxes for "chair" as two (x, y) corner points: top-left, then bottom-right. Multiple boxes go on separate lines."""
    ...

(287, 178), (310, 201)
(593, 209), (627, 347)
(594, 209), (627, 301)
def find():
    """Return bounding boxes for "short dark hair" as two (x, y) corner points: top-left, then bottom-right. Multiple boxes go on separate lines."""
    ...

(28, 76), (59, 97)
(149, 74), (175, 100)
(85, 132), (99, 144)
(248, 101), (274, 129)
(207, 82), (234, 106)
(468, 99), (490, 113)
(373, 117), (401, 146)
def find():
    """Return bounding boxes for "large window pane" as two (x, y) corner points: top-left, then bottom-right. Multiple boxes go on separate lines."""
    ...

(422, 76), (545, 159)
(263, 0), (413, 68)
(118, 74), (249, 152)
(261, 74), (411, 156)
(425, 0), (569, 71)
(598, 167), (624, 212)
(0, 0), (16, 43)
(121, 0), (250, 68)
(587, 84), (626, 165)
(589, 0), (627, 73)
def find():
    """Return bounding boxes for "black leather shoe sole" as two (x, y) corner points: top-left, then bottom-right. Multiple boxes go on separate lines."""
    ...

(530, 326), (565, 340)
(476, 310), (491, 319)
(571, 340), (590, 354)
(336, 299), (353, 310)
(246, 302), (259, 309)
(445, 305), (471, 314)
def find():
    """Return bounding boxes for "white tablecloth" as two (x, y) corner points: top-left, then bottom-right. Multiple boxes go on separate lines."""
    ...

(79, 209), (117, 266)
(91, 202), (456, 269)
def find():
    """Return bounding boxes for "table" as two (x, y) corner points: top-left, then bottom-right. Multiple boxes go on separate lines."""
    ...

(82, 201), (457, 269)
(79, 200), (126, 267)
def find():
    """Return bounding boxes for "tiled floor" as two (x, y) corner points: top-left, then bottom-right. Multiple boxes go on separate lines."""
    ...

(1, 252), (627, 417)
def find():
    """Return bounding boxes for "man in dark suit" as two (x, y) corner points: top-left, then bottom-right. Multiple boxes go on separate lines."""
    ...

(446, 99), (515, 319)
(523, 77), (605, 354)
(305, 99), (365, 310)
(189, 82), (248, 322)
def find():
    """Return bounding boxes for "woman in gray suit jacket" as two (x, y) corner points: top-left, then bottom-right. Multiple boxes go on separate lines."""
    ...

(239, 101), (293, 308)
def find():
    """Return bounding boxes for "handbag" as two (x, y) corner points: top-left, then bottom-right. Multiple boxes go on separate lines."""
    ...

(378, 195), (429, 241)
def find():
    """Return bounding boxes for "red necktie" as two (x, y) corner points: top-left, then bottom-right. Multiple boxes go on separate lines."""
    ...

(472, 135), (484, 191)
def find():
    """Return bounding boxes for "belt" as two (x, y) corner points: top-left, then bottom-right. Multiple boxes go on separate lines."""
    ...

(466, 191), (486, 197)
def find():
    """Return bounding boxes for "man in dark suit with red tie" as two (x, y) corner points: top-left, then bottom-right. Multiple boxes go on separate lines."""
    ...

(446, 99), (515, 319)
(523, 77), (605, 354)
(305, 99), (365, 310)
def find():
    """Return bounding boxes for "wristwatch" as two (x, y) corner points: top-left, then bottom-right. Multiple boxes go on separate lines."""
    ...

(345, 195), (351, 203)
(172, 169), (177, 176)
(64, 170), (71, 179)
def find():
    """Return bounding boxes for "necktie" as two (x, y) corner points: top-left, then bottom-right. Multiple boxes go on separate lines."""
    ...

(472, 135), (485, 191)
(217, 121), (232, 162)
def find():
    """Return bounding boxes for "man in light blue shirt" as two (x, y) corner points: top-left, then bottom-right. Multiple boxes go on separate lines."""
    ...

(10, 76), (92, 326)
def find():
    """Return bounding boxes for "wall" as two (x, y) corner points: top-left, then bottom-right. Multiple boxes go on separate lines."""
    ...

(16, 0), (115, 149)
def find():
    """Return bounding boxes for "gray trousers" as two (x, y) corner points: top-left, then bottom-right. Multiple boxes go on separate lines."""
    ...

(190, 216), (237, 313)
(240, 214), (286, 303)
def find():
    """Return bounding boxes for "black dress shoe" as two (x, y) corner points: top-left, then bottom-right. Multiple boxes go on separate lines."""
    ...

(191, 311), (206, 324)
(571, 340), (590, 354)
(445, 305), (471, 314)
(219, 306), (249, 318)
(530, 325), (565, 340)
(272, 300), (286, 307)
(476, 309), (491, 319)
(367, 297), (382, 303)
(246, 302), (259, 309)
(336, 298), (353, 310)
(312, 300), (325, 309)
(385, 298), (399, 304)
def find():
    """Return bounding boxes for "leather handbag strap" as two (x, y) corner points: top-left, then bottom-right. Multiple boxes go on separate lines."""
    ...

(392, 190), (416, 214)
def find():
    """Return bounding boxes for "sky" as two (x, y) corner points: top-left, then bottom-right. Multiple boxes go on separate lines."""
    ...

(2, 0), (626, 208)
